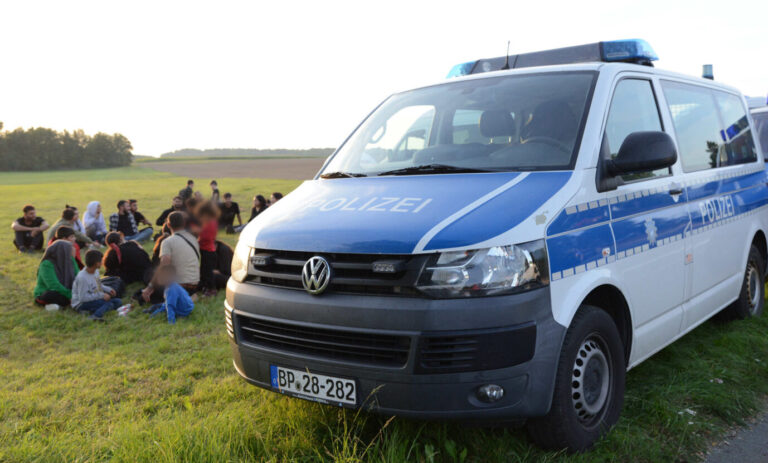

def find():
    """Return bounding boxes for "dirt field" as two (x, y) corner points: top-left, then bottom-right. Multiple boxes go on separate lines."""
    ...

(144, 157), (327, 180)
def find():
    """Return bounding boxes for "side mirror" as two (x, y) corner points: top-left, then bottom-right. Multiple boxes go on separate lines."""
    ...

(607, 131), (677, 176)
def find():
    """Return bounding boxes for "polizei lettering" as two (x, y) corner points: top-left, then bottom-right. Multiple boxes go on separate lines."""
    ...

(302, 197), (433, 213)
(698, 194), (735, 226)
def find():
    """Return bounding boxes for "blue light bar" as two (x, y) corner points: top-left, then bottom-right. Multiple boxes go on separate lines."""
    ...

(447, 39), (658, 78)
(601, 39), (658, 63)
(446, 61), (476, 78)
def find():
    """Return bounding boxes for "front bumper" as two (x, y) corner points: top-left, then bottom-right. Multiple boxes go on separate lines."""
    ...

(226, 279), (566, 419)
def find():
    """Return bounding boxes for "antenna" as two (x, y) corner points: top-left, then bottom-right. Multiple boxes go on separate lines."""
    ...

(501, 40), (511, 70)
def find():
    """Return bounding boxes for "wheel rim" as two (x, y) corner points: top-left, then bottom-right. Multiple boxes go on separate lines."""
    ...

(746, 260), (761, 315)
(571, 335), (611, 426)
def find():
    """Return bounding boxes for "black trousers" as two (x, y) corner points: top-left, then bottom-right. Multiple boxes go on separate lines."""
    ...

(35, 291), (69, 306)
(200, 250), (217, 291)
(14, 230), (44, 250)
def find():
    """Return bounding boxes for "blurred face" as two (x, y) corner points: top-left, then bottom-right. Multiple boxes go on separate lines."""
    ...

(119, 202), (127, 213)
(210, 183), (216, 190)
(270, 194), (280, 204)
(173, 198), (182, 209)
(65, 235), (76, 243)
(73, 210), (79, 220)
(96, 204), (102, 214)
(194, 191), (203, 200)
(130, 202), (138, 212)
(224, 196), (232, 205)
(24, 209), (36, 221)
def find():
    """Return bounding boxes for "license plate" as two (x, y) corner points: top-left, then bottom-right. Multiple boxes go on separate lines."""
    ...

(270, 365), (357, 406)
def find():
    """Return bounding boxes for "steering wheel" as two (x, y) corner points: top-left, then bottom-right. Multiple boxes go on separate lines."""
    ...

(523, 136), (571, 153)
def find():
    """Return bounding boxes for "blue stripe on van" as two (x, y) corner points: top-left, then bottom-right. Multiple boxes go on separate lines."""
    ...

(548, 224), (615, 279)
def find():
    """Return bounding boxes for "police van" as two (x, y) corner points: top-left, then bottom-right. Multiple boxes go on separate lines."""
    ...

(226, 40), (767, 451)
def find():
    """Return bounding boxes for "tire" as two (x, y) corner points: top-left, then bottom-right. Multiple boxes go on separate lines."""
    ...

(527, 305), (626, 452)
(723, 244), (765, 320)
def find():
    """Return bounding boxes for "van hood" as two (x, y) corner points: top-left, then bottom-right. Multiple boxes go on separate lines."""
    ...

(243, 172), (571, 254)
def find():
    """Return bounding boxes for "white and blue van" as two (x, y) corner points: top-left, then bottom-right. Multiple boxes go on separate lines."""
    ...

(226, 40), (767, 451)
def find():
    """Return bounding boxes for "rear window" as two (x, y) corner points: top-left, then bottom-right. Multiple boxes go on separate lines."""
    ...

(752, 111), (768, 158)
(661, 81), (757, 171)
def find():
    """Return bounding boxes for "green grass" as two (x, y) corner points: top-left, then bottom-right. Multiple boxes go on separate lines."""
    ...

(134, 156), (326, 164)
(1, 166), (768, 462)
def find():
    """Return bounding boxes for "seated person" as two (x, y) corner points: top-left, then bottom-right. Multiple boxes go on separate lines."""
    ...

(48, 226), (84, 269)
(71, 249), (123, 322)
(219, 193), (242, 233)
(155, 196), (185, 228)
(83, 201), (107, 244)
(12, 204), (49, 252)
(248, 195), (268, 223)
(129, 199), (152, 227)
(65, 205), (88, 247)
(109, 200), (153, 242)
(48, 208), (93, 248)
(147, 265), (195, 324)
(102, 231), (152, 285)
(33, 240), (78, 310)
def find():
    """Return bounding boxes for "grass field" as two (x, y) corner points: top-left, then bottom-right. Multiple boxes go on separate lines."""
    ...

(1, 166), (768, 462)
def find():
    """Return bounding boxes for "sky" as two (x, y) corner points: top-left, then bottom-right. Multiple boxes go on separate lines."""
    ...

(1, 0), (766, 156)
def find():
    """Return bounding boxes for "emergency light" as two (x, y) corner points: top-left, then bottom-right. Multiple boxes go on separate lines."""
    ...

(447, 39), (658, 78)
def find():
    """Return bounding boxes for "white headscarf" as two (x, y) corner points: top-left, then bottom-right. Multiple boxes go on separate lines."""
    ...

(83, 200), (106, 233)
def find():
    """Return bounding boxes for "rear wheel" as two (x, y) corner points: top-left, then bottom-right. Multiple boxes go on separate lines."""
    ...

(527, 305), (626, 452)
(723, 244), (765, 319)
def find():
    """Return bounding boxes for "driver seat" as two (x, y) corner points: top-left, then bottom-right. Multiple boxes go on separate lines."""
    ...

(520, 100), (578, 143)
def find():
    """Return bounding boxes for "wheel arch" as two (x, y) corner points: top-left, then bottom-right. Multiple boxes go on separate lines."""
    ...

(582, 285), (633, 364)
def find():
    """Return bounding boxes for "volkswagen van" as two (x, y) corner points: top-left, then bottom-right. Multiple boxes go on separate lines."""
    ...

(226, 40), (768, 451)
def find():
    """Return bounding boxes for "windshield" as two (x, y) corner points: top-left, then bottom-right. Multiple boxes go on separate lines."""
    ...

(753, 111), (768, 158)
(322, 71), (596, 176)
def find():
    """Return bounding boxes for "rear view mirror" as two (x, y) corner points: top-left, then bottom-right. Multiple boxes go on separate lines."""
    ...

(607, 131), (677, 176)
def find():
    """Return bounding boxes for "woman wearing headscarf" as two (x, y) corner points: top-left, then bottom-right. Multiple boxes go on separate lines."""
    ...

(33, 240), (78, 309)
(83, 201), (107, 244)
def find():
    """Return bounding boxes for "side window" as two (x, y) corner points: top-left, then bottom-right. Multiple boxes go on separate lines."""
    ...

(753, 112), (768, 158)
(603, 79), (666, 181)
(713, 92), (757, 165)
(661, 81), (724, 172)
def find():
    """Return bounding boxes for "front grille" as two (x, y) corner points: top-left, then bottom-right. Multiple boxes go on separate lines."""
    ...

(237, 314), (411, 367)
(246, 249), (429, 297)
(415, 323), (537, 374)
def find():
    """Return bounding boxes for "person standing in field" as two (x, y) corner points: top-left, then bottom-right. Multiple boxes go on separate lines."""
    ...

(248, 195), (268, 223)
(12, 204), (49, 252)
(109, 200), (152, 242)
(33, 240), (78, 310)
(179, 179), (194, 202)
(48, 208), (93, 247)
(71, 249), (122, 322)
(219, 193), (242, 233)
(195, 201), (220, 296)
(210, 180), (220, 203)
(83, 201), (107, 244)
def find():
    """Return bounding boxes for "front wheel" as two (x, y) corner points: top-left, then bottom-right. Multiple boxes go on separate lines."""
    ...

(527, 305), (626, 452)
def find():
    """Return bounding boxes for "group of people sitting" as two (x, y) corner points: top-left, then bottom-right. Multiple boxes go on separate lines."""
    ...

(12, 178), (284, 323)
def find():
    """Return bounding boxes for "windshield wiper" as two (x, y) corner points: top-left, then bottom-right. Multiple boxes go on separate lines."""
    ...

(377, 164), (491, 176)
(320, 171), (368, 179)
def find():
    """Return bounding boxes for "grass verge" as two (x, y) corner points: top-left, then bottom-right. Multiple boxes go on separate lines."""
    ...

(0, 166), (767, 462)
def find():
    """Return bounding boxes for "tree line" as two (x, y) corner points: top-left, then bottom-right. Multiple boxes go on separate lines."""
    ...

(160, 147), (334, 158)
(0, 122), (133, 171)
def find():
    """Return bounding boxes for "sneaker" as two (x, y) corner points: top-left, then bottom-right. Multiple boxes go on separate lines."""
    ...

(44, 304), (61, 312)
(18, 246), (28, 254)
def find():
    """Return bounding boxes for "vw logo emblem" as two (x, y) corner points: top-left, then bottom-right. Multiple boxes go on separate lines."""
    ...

(302, 256), (331, 295)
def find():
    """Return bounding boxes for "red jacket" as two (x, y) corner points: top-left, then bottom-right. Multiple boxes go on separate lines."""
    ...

(198, 220), (218, 252)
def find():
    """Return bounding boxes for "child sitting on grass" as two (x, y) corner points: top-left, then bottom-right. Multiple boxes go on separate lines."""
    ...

(71, 249), (125, 322)
(147, 264), (194, 324)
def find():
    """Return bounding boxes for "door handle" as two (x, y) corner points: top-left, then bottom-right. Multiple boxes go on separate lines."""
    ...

(669, 188), (683, 195)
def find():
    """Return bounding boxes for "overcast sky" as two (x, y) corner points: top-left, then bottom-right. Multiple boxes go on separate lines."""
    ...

(1, 0), (766, 156)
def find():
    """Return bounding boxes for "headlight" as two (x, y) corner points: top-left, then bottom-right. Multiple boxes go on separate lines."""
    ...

(416, 240), (549, 298)
(231, 240), (253, 283)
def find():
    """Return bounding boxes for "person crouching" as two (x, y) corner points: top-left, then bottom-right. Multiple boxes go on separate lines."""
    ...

(147, 265), (194, 324)
(71, 249), (124, 322)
